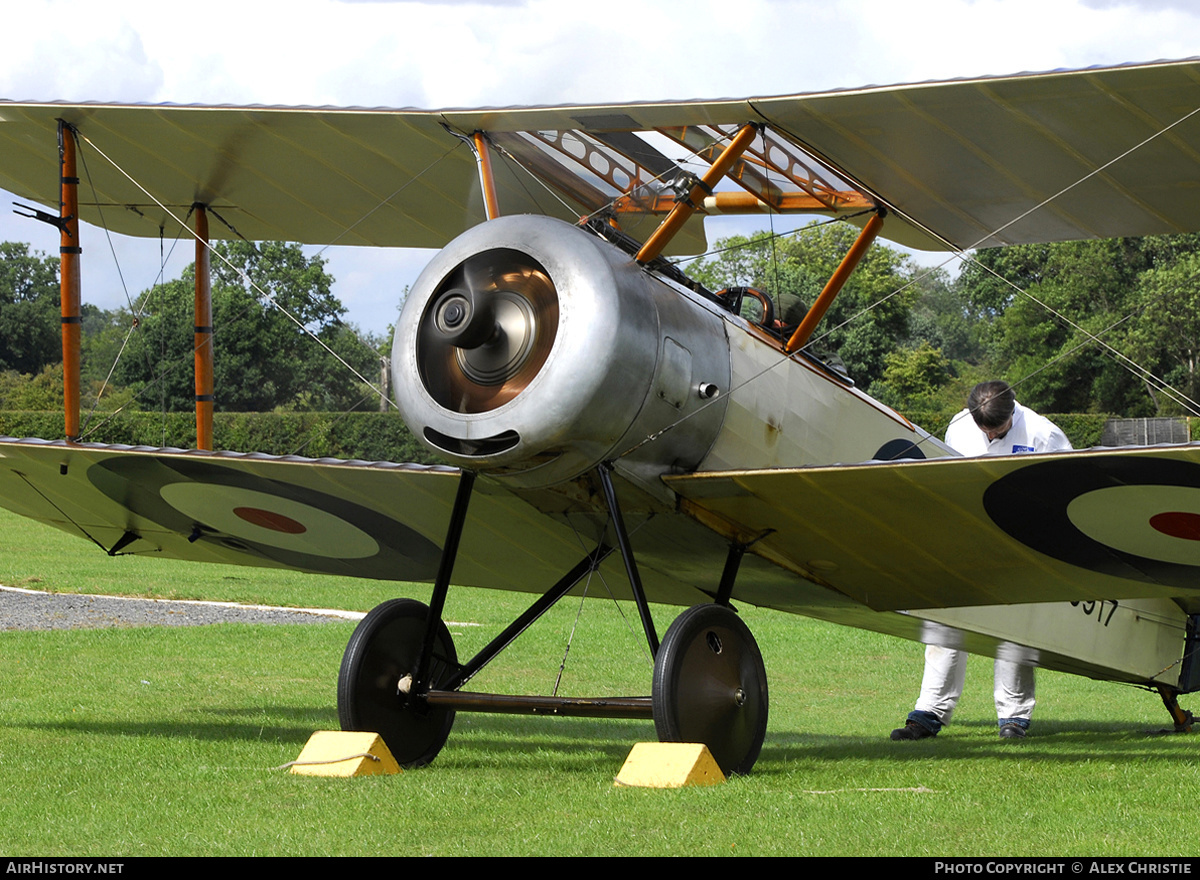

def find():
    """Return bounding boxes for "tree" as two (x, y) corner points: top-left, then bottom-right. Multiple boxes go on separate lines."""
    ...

(876, 342), (952, 401)
(114, 242), (381, 412)
(0, 242), (60, 375)
(0, 363), (62, 410)
(1124, 252), (1200, 414)
(905, 267), (986, 365)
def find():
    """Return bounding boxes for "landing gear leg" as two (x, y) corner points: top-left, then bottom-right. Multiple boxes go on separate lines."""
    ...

(1157, 685), (1195, 733)
(338, 472), (475, 767)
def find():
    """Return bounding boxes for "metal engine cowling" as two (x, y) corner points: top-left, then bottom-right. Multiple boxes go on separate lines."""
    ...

(392, 215), (731, 490)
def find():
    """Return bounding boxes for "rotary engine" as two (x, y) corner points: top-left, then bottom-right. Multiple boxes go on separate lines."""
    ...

(392, 215), (731, 491)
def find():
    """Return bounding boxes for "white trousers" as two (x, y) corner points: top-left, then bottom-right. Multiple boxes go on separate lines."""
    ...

(914, 645), (1036, 725)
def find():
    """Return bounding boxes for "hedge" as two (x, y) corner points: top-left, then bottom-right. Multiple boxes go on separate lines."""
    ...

(0, 411), (444, 464)
(0, 410), (1190, 464)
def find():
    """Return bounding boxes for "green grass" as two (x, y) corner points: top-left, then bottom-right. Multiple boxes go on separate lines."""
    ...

(1, 508), (1199, 856)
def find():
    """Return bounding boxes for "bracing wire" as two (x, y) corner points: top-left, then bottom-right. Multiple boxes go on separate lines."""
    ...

(67, 130), (465, 442)
(74, 145), (190, 436)
(963, 253), (1200, 418)
(551, 569), (590, 698)
(562, 510), (657, 671)
(65, 95), (1200, 456)
(616, 96), (1200, 459)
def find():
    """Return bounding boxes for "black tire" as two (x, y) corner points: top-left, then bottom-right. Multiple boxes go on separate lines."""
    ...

(651, 604), (768, 776)
(337, 598), (457, 768)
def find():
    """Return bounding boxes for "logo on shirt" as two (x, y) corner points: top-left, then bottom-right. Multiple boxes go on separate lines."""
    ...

(1011, 445), (1035, 453)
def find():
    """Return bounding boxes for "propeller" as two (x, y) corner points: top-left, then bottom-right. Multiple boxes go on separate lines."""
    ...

(416, 248), (559, 414)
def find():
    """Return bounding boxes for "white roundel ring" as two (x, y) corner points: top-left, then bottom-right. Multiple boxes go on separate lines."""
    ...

(159, 483), (379, 558)
(1067, 485), (1200, 567)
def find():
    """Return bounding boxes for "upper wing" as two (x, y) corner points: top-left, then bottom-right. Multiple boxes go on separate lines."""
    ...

(668, 444), (1200, 614)
(3, 58), (1200, 253)
(753, 58), (1200, 248)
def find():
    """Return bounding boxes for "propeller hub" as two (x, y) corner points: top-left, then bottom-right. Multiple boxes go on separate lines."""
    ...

(437, 297), (467, 328)
(415, 249), (558, 414)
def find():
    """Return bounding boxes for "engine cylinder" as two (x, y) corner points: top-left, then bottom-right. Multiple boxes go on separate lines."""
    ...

(393, 216), (731, 489)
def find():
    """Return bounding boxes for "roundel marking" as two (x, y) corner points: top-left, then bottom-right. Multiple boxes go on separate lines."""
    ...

(159, 483), (378, 558)
(85, 455), (443, 579)
(982, 455), (1200, 588)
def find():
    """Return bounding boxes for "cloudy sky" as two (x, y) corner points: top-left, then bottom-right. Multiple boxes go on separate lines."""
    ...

(1, 0), (1198, 333)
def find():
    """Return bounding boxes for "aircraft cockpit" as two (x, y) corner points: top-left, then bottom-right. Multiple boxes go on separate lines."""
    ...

(717, 286), (853, 384)
(716, 286), (806, 338)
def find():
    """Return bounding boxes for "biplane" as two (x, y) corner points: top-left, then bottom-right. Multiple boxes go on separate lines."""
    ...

(1, 58), (1200, 775)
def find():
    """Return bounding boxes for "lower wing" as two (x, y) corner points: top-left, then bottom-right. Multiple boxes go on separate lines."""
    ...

(669, 444), (1200, 614)
(6, 437), (1200, 616)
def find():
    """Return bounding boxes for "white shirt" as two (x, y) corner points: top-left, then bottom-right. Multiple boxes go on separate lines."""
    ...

(943, 401), (1073, 457)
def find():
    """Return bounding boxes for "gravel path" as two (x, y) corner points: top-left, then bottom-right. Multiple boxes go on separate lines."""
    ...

(0, 585), (365, 631)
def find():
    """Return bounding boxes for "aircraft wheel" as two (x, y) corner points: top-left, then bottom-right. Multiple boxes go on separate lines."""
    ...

(338, 598), (457, 768)
(651, 603), (768, 776)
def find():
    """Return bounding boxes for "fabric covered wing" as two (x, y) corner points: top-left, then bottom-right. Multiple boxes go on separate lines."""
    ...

(0, 438), (635, 597)
(668, 444), (1200, 612)
(754, 59), (1200, 248)
(3, 59), (1200, 254)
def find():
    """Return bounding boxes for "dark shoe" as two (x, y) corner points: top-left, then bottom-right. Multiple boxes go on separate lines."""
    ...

(999, 723), (1027, 739)
(891, 720), (937, 741)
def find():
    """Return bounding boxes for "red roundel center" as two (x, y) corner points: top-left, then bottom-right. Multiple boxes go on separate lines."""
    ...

(1149, 511), (1200, 541)
(233, 506), (307, 534)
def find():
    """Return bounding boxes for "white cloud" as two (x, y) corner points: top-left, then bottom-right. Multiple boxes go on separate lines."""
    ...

(2, 4), (162, 101)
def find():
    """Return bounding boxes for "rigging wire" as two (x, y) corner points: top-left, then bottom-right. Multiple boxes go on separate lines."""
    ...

(562, 510), (657, 670)
(489, 136), (617, 220)
(963, 252), (1200, 418)
(484, 134), (564, 220)
(155, 223), (169, 444)
(66, 130), (465, 443)
(61, 95), (1200, 457)
(75, 144), (138, 312)
(616, 93), (1200, 459)
(73, 148), (190, 438)
(551, 569), (590, 698)
(239, 138), (467, 430)
(671, 208), (877, 268)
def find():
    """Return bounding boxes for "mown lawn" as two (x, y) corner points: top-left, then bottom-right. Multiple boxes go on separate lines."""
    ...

(1, 508), (1197, 856)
